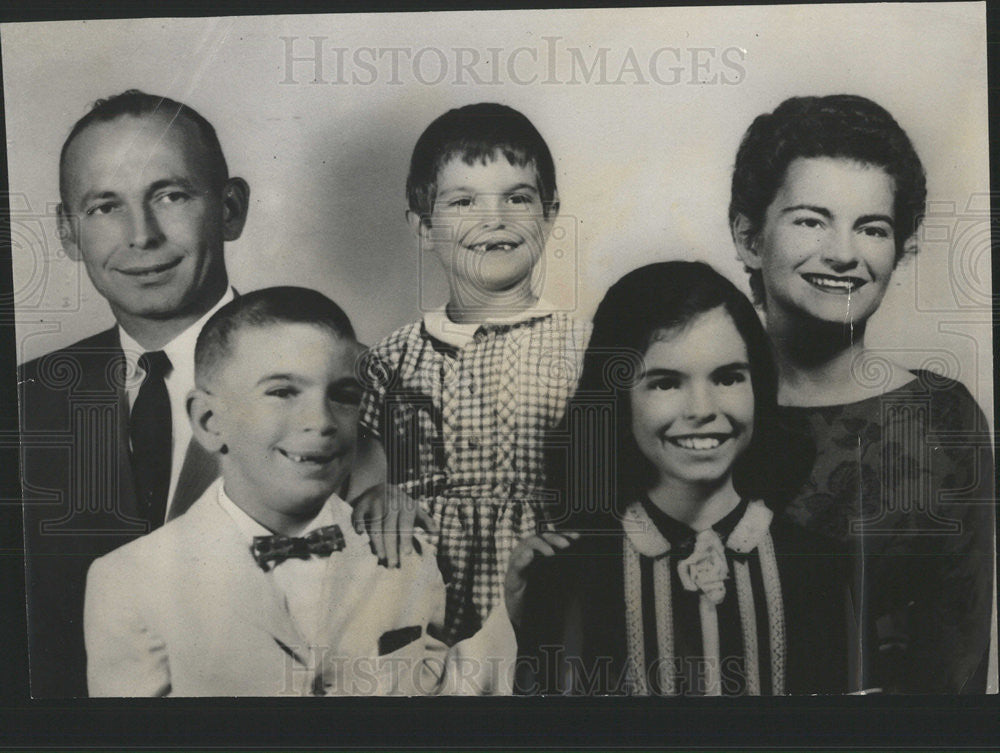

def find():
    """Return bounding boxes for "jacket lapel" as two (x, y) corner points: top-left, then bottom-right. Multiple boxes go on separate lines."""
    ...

(233, 557), (312, 666)
(189, 490), (311, 663)
(106, 321), (219, 527)
(313, 544), (355, 653)
(312, 502), (376, 653)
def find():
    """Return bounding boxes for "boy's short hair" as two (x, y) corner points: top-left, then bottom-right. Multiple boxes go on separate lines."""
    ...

(59, 89), (230, 203)
(195, 286), (356, 387)
(406, 102), (558, 221)
(729, 94), (927, 304)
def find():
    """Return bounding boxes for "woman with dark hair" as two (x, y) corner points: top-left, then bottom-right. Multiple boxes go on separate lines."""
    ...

(504, 261), (836, 695)
(728, 94), (994, 693)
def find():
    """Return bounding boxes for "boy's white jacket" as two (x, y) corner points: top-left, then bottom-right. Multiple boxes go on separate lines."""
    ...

(84, 479), (516, 696)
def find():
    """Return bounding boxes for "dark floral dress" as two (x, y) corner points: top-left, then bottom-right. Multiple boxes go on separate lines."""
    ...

(777, 370), (995, 693)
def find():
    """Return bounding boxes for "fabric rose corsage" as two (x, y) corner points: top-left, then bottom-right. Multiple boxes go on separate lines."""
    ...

(676, 529), (729, 604)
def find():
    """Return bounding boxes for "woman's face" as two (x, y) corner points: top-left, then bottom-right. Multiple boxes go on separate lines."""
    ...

(630, 306), (755, 493)
(747, 156), (899, 328)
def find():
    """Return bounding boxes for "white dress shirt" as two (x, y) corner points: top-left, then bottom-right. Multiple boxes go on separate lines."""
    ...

(217, 484), (343, 649)
(119, 288), (234, 517)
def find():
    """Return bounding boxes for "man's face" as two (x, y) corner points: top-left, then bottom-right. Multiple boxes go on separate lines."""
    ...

(59, 113), (234, 326)
(208, 323), (362, 533)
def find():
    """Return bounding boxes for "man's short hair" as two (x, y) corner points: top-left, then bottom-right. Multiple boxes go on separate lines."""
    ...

(195, 287), (356, 387)
(406, 102), (558, 221)
(729, 94), (927, 304)
(59, 89), (230, 204)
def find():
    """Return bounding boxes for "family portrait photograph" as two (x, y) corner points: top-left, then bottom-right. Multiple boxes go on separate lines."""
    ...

(0, 0), (996, 746)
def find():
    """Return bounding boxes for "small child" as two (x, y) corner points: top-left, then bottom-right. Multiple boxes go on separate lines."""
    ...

(505, 262), (838, 695)
(360, 103), (591, 645)
(84, 287), (514, 696)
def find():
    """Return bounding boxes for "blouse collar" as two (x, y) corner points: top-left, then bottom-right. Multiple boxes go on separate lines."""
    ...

(622, 497), (773, 558)
(422, 296), (558, 348)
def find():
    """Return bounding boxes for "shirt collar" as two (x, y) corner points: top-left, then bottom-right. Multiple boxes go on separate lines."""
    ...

(422, 295), (558, 348)
(640, 496), (750, 549)
(118, 288), (235, 368)
(622, 498), (773, 558)
(216, 483), (339, 543)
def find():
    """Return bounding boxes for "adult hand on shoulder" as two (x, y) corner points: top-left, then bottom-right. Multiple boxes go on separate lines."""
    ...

(349, 483), (437, 568)
(504, 531), (580, 628)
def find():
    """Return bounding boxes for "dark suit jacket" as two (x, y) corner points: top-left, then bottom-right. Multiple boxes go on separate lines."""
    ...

(19, 326), (218, 697)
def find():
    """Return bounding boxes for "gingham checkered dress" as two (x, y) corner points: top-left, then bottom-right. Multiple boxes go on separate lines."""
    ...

(360, 311), (591, 643)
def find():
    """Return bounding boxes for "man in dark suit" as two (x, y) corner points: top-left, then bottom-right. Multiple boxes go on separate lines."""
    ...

(18, 90), (250, 697)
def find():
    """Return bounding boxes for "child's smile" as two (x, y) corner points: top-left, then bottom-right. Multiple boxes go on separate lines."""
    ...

(274, 444), (349, 479)
(422, 156), (554, 301)
(276, 447), (343, 465)
(465, 228), (524, 254)
(631, 306), (754, 492)
(663, 432), (734, 452)
(205, 323), (362, 532)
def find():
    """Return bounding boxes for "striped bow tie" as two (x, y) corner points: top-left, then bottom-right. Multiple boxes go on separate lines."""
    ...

(251, 525), (346, 571)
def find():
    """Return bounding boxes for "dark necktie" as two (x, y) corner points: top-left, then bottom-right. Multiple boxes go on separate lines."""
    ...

(251, 525), (347, 571)
(130, 351), (173, 530)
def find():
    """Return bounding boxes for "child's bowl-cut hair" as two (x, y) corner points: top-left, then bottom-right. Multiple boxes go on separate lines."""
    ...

(729, 94), (926, 305)
(406, 102), (558, 222)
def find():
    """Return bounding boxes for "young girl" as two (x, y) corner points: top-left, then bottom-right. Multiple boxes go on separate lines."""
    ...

(729, 95), (994, 693)
(358, 103), (591, 646)
(505, 261), (835, 696)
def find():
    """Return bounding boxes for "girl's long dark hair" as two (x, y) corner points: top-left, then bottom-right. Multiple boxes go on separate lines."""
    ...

(548, 260), (812, 530)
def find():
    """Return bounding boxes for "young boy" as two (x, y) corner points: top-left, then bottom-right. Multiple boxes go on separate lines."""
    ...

(83, 287), (514, 696)
(360, 103), (591, 644)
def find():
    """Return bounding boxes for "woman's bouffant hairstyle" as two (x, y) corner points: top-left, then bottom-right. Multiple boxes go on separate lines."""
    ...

(729, 94), (927, 305)
(550, 261), (811, 529)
